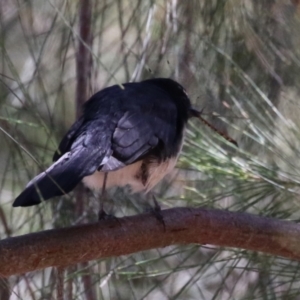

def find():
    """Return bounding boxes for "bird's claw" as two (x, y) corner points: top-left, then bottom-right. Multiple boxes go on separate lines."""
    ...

(151, 196), (166, 231)
(98, 209), (121, 225)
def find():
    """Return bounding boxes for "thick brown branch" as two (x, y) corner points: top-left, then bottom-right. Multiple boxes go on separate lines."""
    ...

(1, 207), (300, 277)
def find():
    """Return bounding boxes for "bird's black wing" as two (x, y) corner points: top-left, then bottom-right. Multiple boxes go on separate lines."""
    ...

(100, 110), (157, 171)
(100, 84), (180, 171)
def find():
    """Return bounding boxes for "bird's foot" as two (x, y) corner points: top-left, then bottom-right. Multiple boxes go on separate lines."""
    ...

(150, 196), (166, 231)
(98, 209), (121, 226)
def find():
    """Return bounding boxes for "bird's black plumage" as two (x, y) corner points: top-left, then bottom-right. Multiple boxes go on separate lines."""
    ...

(13, 78), (191, 207)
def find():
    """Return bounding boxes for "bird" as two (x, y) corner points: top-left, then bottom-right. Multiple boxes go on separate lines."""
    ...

(13, 78), (236, 208)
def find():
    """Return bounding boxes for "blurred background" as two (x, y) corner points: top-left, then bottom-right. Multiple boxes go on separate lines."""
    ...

(1, 0), (300, 299)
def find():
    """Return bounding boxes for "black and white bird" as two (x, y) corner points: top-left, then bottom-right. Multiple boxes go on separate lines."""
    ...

(13, 78), (235, 208)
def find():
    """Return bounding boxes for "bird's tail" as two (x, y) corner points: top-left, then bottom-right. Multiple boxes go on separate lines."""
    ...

(13, 148), (104, 207)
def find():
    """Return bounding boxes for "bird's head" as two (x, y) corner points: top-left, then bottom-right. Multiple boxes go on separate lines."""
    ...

(146, 78), (238, 147)
(143, 78), (237, 146)
(144, 78), (191, 120)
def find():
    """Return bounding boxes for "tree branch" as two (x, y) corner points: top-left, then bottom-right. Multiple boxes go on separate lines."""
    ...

(1, 207), (300, 277)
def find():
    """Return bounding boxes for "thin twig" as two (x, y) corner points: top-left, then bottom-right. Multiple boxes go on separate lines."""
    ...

(74, 2), (96, 299)
(0, 278), (10, 300)
(56, 267), (65, 300)
(76, 0), (93, 116)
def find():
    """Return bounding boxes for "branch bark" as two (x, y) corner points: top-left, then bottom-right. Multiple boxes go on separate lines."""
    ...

(1, 207), (300, 277)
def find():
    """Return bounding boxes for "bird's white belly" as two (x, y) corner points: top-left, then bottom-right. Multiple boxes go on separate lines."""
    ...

(82, 156), (178, 194)
(83, 160), (144, 192)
